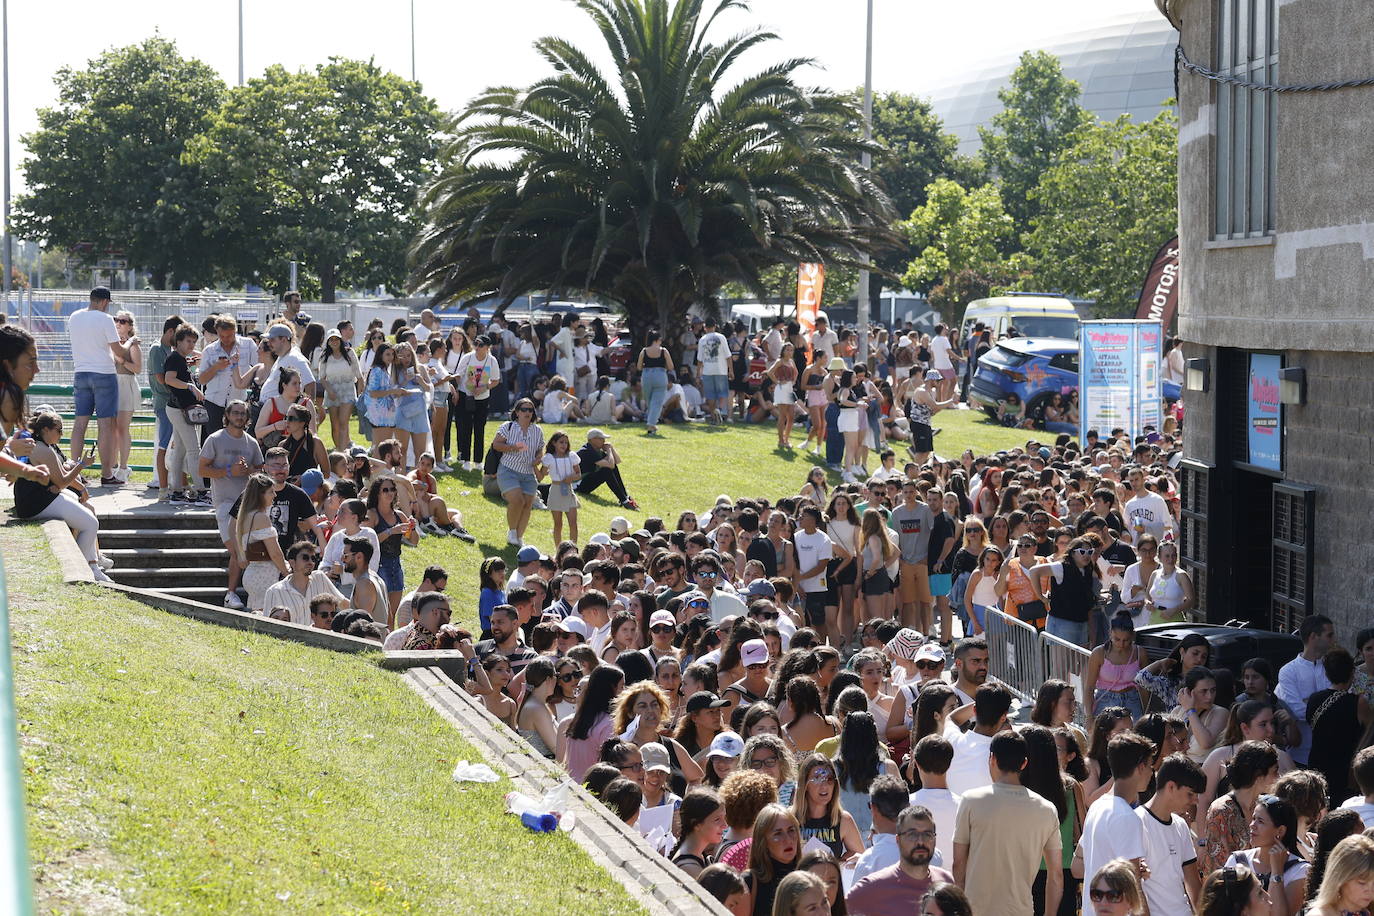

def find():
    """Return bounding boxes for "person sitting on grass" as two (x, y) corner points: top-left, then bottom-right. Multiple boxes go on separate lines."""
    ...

(408, 452), (474, 540)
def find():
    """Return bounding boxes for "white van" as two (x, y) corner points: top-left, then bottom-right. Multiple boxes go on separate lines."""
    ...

(728, 302), (827, 337)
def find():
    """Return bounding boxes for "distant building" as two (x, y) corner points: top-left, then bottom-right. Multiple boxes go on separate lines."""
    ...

(925, 11), (1178, 156)
(1162, 0), (1373, 637)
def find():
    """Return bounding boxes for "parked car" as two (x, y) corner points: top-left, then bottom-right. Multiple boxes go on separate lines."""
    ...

(969, 337), (1078, 424)
(1135, 622), (1302, 676)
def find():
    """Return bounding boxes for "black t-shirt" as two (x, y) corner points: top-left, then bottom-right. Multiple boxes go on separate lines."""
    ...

(1034, 536), (1057, 558)
(164, 351), (196, 408)
(230, 482), (317, 552)
(576, 443), (606, 476)
(928, 511), (957, 571)
(1101, 540), (1138, 568)
(951, 547), (980, 577)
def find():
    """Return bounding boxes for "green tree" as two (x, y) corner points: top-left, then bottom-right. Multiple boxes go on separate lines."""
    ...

(191, 58), (441, 301)
(899, 178), (1014, 314)
(978, 50), (1091, 241)
(1022, 108), (1179, 316)
(12, 37), (228, 289)
(408, 0), (894, 345)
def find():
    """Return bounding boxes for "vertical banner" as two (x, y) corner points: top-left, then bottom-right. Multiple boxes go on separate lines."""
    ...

(1079, 320), (1164, 445)
(1135, 236), (1181, 329)
(1247, 353), (1283, 471)
(796, 263), (825, 359)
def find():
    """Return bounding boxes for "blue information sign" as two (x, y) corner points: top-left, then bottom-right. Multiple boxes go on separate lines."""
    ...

(1247, 353), (1283, 471)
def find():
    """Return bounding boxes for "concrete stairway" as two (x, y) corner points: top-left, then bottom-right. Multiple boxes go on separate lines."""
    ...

(98, 507), (231, 605)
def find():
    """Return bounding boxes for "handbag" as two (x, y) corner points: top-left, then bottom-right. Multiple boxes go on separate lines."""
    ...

(1016, 599), (1047, 622)
(183, 404), (210, 425)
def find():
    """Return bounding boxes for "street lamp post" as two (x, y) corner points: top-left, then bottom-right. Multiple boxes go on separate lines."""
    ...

(855, 0), (873, 368)
(411, 0), (416, 82)
(2, 0), (11, 300)
(238, 0), (244, 86)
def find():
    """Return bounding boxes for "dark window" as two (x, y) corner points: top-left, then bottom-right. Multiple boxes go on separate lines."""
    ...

(1214, 0), (1278, 238)
(1048, 353), (1079, 373)
(1270, 483), (1314, 634)
(1179, 460), (1211, 620)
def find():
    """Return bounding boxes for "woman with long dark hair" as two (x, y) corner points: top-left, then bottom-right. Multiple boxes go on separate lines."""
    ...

(635, 329), (674, 435)
(1084, 612), (1150, 718)
(832, 711), (893, 838)
(1224, 793), (1310, 914)
(1022, 724), (1077, 916)
(669, 787), (726, 877)
(557, 663), (624, 781)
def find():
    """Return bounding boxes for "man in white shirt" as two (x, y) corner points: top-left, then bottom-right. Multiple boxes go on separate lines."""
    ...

(947, 683), (1013, 798)
(929, 324), (957, 401)
(761, 319), (785, 362)
(1340, 747), (1374, 827)
(261, 323), (317, 399)
(1136, 754), (1206, 916)
(68, 286), (126, 484)
(909, 734), (963, 868)
(1075, 732), (1153, 913)
(572, 592), (613, 655)
(1275, 614), (1335, 765)
(809, 315), (838, 363)
(262, 541), (346, 625)
(792, 506), (834, 639)
(851, 775), (913, 881)
(1122, 467), (1173, 544)
(688, 554), (747, 623)
(198, 315), (256, 437)
(694, 317), (732, 423)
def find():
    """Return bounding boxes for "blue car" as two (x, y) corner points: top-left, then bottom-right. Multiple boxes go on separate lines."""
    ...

(969, 338), (1079, 429)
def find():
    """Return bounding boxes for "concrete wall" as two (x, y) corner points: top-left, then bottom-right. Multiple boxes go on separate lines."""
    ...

(1173, 0), (1374, 636)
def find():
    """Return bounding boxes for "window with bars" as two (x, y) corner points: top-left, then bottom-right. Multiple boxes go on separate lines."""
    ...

(1271, 483), (1314, 634)
(1214, 0), (1277, 239)
(1179, 460), (1211, 619)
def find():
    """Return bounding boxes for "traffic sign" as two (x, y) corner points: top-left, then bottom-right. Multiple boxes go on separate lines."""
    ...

(95, 259), (128, 271)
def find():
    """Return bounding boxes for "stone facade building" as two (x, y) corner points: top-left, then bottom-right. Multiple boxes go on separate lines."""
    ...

(1157, 0), (1374, 637)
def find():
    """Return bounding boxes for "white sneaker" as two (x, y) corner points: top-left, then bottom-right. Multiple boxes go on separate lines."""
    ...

(224, 591), (246, 610)
(145, 478), (160, 491)
(507, 529), (522, 547)
(434, 461), (451, 473)
(97, 553), (115, 571)
(423, 520), (443, 535)
(841, 470), (857, 484)
(532, 497), (547, 510)
(91, 565), (113, 583)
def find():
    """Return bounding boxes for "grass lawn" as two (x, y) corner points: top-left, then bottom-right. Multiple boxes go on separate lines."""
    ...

(5, 523), (646, 916)
(405, 406), (1030, 632)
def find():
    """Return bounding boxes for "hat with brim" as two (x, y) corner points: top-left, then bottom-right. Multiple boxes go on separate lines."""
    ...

(704, 732), (745, 760)
(828, 357), (846, 371)
(640, 742), (672, 773)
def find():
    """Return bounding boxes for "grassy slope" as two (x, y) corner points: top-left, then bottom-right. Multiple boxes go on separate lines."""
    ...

(407, 408), (1030, 632)
(6, 524), (646, 916)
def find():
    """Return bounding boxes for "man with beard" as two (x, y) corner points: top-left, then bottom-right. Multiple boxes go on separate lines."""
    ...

(845, 804), (954, 916)
(229, 446), (324, 555)
(342, 537), (390, 627)
(948, 636), (988, 706)
(475, 605), (537, 675)
(199, 399), (264, 609)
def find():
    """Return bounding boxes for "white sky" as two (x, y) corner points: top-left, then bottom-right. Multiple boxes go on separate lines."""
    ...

(1, 0), (1155, 198)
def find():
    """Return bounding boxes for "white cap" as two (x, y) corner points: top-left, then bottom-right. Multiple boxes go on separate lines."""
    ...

(589, 532), (612, 546)
(558, 617), (590, 640)
(609, 516), (630, 536)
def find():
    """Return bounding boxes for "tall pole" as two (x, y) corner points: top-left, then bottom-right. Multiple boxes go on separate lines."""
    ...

(855, 0), (873, 368)
(410, 0), (416, 82)
(2, 0), (11, 301)
(237, 0), (244, 86)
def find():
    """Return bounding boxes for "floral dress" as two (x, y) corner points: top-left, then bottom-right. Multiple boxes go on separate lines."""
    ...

(1200, 792), (1249, 876)
(366, 366), (398, 426)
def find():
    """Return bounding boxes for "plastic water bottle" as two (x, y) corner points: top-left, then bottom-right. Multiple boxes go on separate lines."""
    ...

(13, 429), (31, 463)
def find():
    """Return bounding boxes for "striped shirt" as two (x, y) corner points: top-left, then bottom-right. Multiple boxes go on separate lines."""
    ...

(262, 572), (346, 626)
(496, 420), (544, 474)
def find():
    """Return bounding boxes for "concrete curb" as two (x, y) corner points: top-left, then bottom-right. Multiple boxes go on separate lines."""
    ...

(34, 518), (725, 915)
(406, 667), (729, 916)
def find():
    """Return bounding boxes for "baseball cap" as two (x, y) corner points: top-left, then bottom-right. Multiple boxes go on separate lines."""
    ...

(617, 538), (641, 559)
(517, 546), (542, 564)
(298, 468), (324, 498)
(898, 335), (911, 346)
(705, 732), (746, 760)
(745, 579), (777, 598)
(685, 691), (731, 714)
(924, 370), (943, 381)
(914, 642), (946, 665)
(266, 324), (294, 339)
(633, 529), (652, 539)
(609, 516), (630, 536)
(347, 445), (369, 459)
(649, 610), (677, 629)
(741, 639), (769, 667)
(588, 532), (612, 546)
(682, 591), (710, 611)
(640, 742), (672, 773)
(1038, 447), (1052, 460)
(325, 328), (343, 342)
(586, 428), (607, 441)
(557, 617), (590, 640)
(884, 627), (924, 661)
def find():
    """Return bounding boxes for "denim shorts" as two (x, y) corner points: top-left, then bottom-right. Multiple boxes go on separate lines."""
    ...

(497, 465), (537, 496)
(702, 374), (730, 402)
(377, 554), (404, 593)
(73, 371), (119, 419)
(154, 404), (173, 448)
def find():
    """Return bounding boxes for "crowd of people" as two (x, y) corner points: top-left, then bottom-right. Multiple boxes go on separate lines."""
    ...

(5, 290), (1374, 916)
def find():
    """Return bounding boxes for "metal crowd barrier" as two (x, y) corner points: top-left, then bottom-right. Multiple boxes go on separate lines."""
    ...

(1040, 630), (1093, 726)
(983, 608), (1045, 708)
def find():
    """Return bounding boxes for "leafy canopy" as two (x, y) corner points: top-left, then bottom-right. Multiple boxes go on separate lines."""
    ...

(899, 177), (1014, 308)
(408, 0), (894, 335)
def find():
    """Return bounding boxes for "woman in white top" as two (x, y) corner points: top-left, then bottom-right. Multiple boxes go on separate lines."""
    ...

(315, 328), (363, 451)
(1120, 533), (1160, 629)
(548, 314), (578, 383)
(540, 375), (583, 423)
(236, 473), (289, 613)
(423, 338), (453, 471)
(1224, 793), (1310, 916)
(1146, 540), (1195, 624)
(536, 430), (581, 544)
(513, 324), (540, 401)
(963, 546), (1004, 636)
(826, 493), (861, 637)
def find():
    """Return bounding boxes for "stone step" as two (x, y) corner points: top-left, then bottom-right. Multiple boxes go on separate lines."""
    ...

(98, 529), (226, 550)
(160, 586), (237, 605)
(102, 547), (230, 569)
(106, 567), (228, 588)
(96, 511), (218, 531)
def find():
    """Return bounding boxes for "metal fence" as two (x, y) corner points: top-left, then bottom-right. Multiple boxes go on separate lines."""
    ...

(1041, 630), (1093, 726)
(3, 288), (411, 388)
(984, 608), (1046, 708)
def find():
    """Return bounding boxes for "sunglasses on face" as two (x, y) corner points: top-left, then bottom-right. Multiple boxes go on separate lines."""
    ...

(651, 625), (674, 634)
(379, 487), (395, 493)
(746, 662), (769, 671)
(1089, 889), (1124, 904)
(695, 570), (718, 579)
(688, 602), (709, 610)
(915, 660), (942, 671)
(296, 554), (320, 563)
(752, 610), (779, 620)
(114, 317), (132, 325)
(312, 609), (336, 619)
(1072, 547), (1094, 556)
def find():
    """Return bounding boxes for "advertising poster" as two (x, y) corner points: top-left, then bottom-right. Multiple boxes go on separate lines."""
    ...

(1079, 320), (1164, 445)
(1247, 353), (1283, 471)
(795, 263), (825, 360)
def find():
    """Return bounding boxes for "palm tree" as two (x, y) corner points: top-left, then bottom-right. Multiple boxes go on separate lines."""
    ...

(408, 0), (894, 344)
